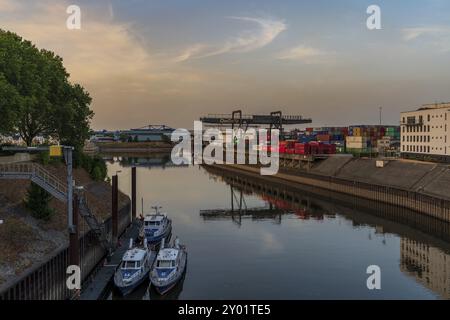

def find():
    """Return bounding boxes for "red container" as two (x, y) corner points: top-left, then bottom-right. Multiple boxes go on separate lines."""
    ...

(316, 134), (330, 142)
(286, 149), (295, 154)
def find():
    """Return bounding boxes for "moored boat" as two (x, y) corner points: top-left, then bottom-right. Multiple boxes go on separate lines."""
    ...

(114, 239), (155, 296)
(150, 237), (187, 295)
(140, 206), (172, 244)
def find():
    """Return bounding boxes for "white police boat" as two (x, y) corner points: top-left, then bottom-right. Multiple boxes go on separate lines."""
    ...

(114, 239), (155, 296)
(140, 206), (172, 245)
(150, 237), (187, 295)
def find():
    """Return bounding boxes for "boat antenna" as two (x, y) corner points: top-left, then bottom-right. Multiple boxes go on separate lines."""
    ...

(129, 238), (133, 249)
(141, 198), (144, 216)
(151, 205), (162, 214)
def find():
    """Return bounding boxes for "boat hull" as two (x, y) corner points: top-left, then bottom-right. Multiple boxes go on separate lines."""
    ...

(114, 270), (150, 296)
(150, 251), (187, 295)
(145, 222), (172, 244)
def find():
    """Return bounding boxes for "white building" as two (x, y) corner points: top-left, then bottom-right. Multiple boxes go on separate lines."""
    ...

(400, 103), (450, 162)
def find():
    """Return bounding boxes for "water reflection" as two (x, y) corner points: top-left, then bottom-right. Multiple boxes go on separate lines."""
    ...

(202, 165), (450, 299)
(401, 239), (450, 299)
(104, 155), (450, 299)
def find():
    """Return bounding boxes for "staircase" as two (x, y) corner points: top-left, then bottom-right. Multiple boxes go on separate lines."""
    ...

(0, 163), (67, 201)
(77, 189), (112, 253)
(0, 162), (112, 252)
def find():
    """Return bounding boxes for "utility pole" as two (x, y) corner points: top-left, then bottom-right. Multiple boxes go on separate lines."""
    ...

(63, 146), (75, 233)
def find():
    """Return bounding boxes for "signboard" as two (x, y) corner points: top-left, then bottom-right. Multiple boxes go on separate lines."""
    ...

(49, 145), (62, 157)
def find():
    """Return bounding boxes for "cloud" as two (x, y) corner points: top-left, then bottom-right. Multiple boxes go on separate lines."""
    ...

(0, 0), (212, 129)
(277, 45), (329, 63)
(402, 26), (450, 51)
(175, 16), (286, 62)
(0, 0), (206, 87)
(0, 0), (20, 12)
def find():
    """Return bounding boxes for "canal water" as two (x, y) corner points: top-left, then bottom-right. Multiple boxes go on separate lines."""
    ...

(104, 155), (450, 300)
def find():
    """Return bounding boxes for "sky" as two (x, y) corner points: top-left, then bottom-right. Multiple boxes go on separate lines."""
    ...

(1, 0), (450, 130)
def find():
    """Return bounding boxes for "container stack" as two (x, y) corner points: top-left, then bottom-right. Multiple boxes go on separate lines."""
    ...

(345, 125), (400, 154)
(286, 125), (399, 155)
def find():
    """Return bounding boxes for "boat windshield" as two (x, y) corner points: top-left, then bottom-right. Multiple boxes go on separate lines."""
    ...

(157, 260), (175, 268)
(122, 261), (140, 269)
(145, 221), (160, 227)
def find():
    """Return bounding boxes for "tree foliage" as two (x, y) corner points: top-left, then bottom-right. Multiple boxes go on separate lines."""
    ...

(0, 29), (93, 147)
(24, 182), (54, 221)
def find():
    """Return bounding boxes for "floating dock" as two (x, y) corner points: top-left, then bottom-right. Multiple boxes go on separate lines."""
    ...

(80, 220), (141, 300)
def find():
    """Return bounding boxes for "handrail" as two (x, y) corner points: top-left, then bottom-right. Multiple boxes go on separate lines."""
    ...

(0, 163), (67, 195)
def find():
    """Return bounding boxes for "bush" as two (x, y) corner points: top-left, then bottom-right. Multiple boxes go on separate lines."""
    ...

(38, 151), (50, 165)
(77, 152), (107, 182)
(24, 182), (54, 221)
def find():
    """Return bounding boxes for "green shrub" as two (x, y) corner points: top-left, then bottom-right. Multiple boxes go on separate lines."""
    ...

(38, 151), (50, 165)
(76, 152), (107, 181)
(24, 182), (54, 221)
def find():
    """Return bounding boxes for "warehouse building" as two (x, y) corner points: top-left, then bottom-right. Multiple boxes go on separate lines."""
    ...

(400, 103), (450, 163)
(122, 125), (174, 142)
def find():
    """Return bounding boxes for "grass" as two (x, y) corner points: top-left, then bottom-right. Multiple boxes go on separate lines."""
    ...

(0, 217), (37, 264)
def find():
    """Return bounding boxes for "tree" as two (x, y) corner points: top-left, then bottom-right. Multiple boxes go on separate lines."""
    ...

(0, 29), (93, 147)
(24, 182), (54, 221)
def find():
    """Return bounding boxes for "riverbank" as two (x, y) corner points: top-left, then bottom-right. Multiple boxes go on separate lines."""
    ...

(0, 161), (130, 291)
(208, 155), (450, 222)
(94, 141), (173, 153)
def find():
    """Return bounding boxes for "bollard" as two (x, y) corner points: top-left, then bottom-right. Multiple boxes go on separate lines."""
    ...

(112, 175), (118, 247)
(132, 167), (137, 220)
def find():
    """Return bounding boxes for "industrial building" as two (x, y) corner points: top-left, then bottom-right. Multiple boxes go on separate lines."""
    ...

(400, 103), (450, 162)
(122, 125), (174, 142)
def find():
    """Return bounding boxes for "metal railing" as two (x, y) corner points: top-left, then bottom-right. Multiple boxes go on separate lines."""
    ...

(0, 163), (67, 198)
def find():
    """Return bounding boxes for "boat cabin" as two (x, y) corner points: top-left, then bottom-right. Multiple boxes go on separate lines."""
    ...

(144, 214), (166, 227)
(156, 248), (179, 268)
(121, 248), (147, 270)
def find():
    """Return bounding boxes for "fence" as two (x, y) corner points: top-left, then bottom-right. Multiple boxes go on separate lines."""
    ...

(0, 202), (131, 300)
